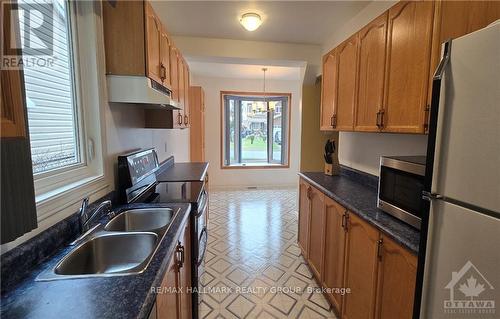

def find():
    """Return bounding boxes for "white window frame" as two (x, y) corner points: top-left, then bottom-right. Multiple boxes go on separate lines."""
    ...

(221, 92), (291, 169)
(30, 1), (108, 221)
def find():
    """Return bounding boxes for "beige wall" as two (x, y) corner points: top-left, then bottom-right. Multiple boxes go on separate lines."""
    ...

(191, 75), (302, 188)
(321, 0), (428, 176)
(300, 81), (338, 172)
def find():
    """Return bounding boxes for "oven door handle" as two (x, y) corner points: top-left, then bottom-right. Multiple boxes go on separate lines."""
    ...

(195, 191), (208, 218)
(197, 227), (208, 267)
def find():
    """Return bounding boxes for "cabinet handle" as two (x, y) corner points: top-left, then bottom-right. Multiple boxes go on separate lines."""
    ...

(177, 112), (183, 125)
(306, 187), (312, 199)
(377, 238), (383, 261)
(379, 110), (385, 128)
(423, 104), (431, 132)
(184, 115), (188, 125)
(176, 242), (185, 268)
(332, 114), (337, 128)
(341, 212), (346, 230)
(160, 63), (167, 81)
(376, 110), (381, 128)
(330, 116), (334, 127)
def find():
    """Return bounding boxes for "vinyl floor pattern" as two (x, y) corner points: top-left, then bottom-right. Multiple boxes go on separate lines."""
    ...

(199, 188), (336, 319)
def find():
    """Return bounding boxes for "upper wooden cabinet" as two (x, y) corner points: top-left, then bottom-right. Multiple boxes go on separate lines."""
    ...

(375, 234), (417, 319)
(425, 0), (500, 130)
(189, 86), (206, 162)
(307, 187), (326, 280)
(320, 49), (337, 131)
(322, 0), (497, 134)
(342, 212), (380, 319)
(382, 1), (434, 133)
(355, 12), (388, 132)
(144, 1), (163, 84)
(334, 35), (358, 131)
(322, 196), (347, 314)
(103, 0), (189, 98)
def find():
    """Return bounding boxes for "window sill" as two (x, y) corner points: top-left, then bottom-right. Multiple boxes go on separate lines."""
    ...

(36, 175), (109, 223)
(222, 163), (289, 169)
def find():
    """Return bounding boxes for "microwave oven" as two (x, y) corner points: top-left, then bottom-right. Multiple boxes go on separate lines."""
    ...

(378, 156), (426, 229)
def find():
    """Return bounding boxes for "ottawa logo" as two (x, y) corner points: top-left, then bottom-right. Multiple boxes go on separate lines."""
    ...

(444, 261), (495, 315)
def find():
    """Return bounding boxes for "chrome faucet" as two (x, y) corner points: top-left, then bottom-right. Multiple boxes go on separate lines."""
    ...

(79, 197), (112, 233)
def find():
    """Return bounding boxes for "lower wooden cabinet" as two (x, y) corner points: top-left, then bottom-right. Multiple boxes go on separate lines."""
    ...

(375, 234), (417, 319)
(156, 217), (191, 319)
(322, 197), (347, 313)
(342, 213), (380, 319)
(298, 179), (311, 256)
(298, 178), (417, 319)
(307, 187), (325, 279)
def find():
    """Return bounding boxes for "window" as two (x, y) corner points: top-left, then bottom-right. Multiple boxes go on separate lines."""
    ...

(15, 0), (106, 215)
(19, 0), (80, 174)
(221, 92), (290, 168)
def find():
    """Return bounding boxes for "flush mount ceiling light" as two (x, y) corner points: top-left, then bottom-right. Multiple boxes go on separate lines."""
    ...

(240, 13), (262, 31)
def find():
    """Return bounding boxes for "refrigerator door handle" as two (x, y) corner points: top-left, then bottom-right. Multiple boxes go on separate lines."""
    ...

(433, 39), (452, 80)
(422, 191), (443, 202)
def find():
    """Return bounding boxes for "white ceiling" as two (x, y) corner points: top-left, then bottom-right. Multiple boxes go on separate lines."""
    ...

(187, 60), (303, 80)
(152, 1), (371, 45)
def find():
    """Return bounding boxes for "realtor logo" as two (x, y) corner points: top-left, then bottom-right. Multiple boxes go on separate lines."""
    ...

(444, 261), (495, 315)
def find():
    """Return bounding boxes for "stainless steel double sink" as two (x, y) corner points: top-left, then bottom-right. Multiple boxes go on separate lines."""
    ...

(38, 208), (178, 281)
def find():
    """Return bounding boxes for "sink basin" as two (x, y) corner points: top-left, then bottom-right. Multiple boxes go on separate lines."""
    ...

(104, 208), (175, 234)
(54, 232), (157, 276)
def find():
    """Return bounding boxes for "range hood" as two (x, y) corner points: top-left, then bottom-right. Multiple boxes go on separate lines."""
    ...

(106, 75), (179, 109)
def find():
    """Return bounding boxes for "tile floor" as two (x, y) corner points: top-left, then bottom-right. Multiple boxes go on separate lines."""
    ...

(199, 188), (336, 319)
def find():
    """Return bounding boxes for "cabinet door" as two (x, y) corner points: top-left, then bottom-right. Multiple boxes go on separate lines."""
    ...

(178, 220), (192, 319)
(322, 197), (347, 313)
(342, 213), (380, 319)
(183, 62), (190, 127)
(298, 179), (311, 256)
(189, 87), (205, 162)
(320, 50), (337, 131)
(383, 1), (434, 133)
(160, 26), (171, 88)
(170, 46), (180, 103)
(307, 187), (325, 280)
(144, 2), (162, 84)
(426, 0), (500, 129)
(334, 35), (358, 131)
(1, 2), (26, 138)
(178, 58), (185, 110)
(157, 254), (180, 319)
(355, 12), (388, 132)
(375, 235), (417, 319)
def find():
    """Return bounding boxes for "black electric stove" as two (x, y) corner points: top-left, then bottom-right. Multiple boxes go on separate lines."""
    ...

(117, 149), (208, 319)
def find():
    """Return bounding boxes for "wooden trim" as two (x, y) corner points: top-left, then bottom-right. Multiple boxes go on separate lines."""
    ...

(219, 91), (292, 170)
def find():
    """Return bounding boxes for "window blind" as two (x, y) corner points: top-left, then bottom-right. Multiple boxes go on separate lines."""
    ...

(19, 0), (79, 174)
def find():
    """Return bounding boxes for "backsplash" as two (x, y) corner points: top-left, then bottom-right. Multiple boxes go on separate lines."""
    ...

(339, 164), (379, 190)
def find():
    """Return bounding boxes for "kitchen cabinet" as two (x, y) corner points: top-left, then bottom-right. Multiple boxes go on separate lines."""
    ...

(298, 178), (418, 318)
(342, 212), (380, 319)
(1, 1), (26, 138)
(189, 86), (206, 162)
(182, 60), (190, 127)
(320, 49), (337, 131)
(322, 196), (347, 314)
(382, 1), (434, 133)
(160, 25), (172, 88)
(157, 254), (180, 319)
(355, 12), (388, 132)
(298, 179), (311, 256)
(375, 234), (417, 319)
(334, 35), (358, 131)
(145, 1), (163, 84)
(425, 0), (500, 130)
(157, 216), (191, 319)
(307, 187), (325, 280)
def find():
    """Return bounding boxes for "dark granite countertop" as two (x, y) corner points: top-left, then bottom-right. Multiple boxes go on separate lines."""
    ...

(299, 172), (420, 254)
(156, 160), (209, 182)
(1, 202), (191, 319)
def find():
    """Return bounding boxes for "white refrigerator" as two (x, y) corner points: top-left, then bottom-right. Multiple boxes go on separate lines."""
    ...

(417, 21), (500, 318)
